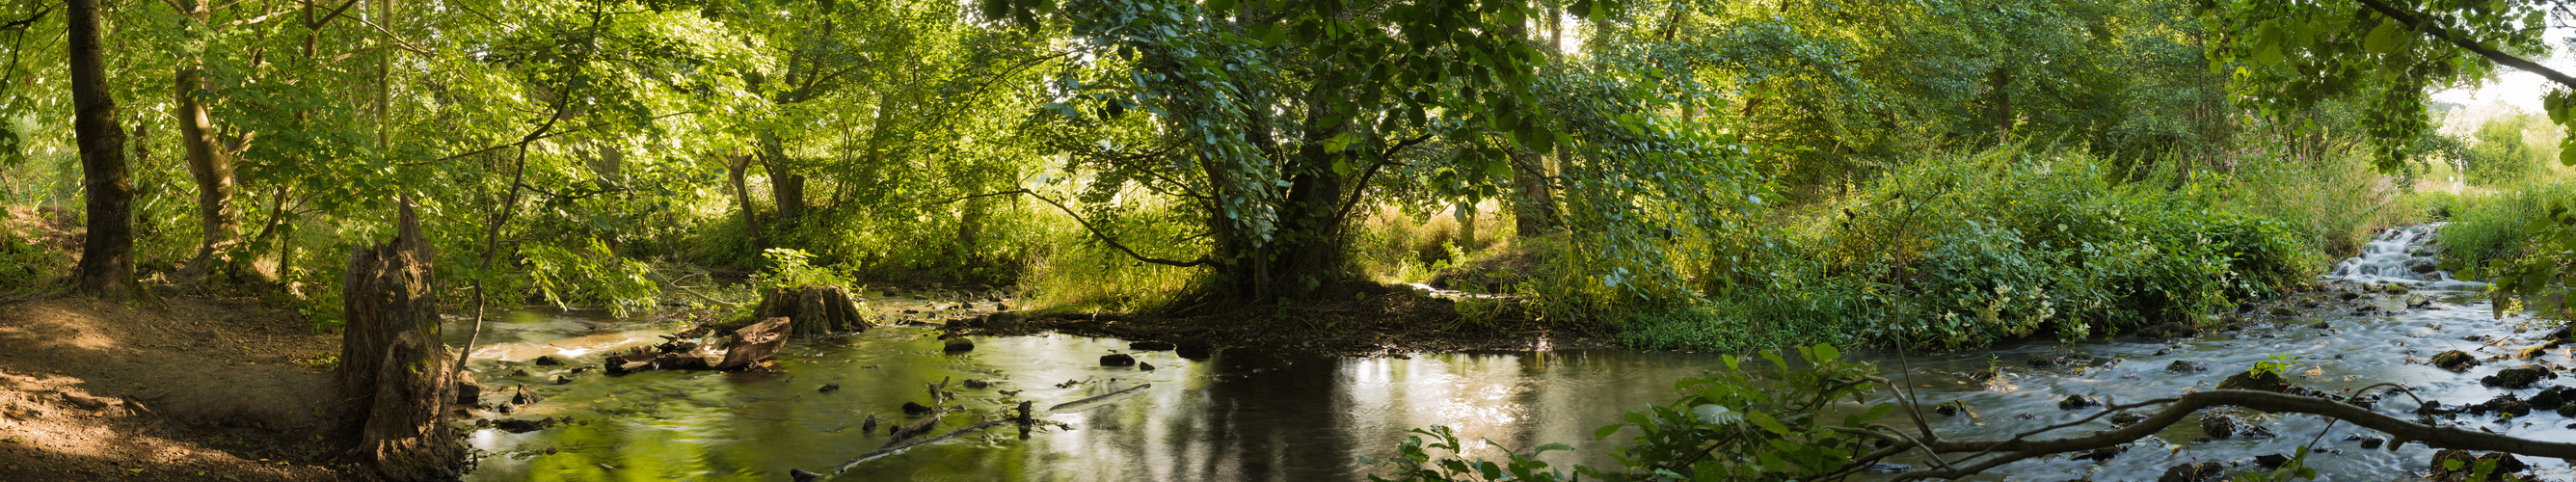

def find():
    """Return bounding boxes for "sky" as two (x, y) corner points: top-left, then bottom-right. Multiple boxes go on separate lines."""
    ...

(2428, 31), (2576, 133)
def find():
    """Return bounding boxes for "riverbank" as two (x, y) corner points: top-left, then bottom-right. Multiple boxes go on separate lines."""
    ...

(0, 291), (355, 481)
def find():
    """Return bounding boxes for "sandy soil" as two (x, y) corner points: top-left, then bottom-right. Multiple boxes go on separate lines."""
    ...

(0, 292), (359, 481)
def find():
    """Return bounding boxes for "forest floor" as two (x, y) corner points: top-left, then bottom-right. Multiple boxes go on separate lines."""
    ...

(0, 290), (358, 481)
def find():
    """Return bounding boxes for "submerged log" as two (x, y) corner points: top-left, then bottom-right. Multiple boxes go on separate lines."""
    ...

(711, 317), (791, 370)
(754, 285), (873, 335)
(336, 201), (460, 480)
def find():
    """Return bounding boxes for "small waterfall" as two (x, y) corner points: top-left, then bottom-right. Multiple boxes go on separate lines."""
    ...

(2321, 223), (2482, 289)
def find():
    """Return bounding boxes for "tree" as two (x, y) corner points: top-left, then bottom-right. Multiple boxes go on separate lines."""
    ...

(1004, 0), (1756, 303)
(67, 0), (137, 300)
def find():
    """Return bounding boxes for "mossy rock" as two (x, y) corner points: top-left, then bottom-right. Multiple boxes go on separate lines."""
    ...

(2217, 370), (2293, 392)
(2267, 306), (2299, 317)
(2517, 345), (2550, 361)
(2430, 350), (2482, 371)
(2482, 364), (2555, 389)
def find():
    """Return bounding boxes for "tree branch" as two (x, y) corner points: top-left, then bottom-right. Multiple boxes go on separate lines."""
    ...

(1014, 188), (1212, 268)
(2354, 0), (2576, 90)
(0, 4), (50, 31)
(1880, 389), (2576, 480)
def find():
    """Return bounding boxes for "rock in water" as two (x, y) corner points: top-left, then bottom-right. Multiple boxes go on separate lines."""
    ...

(2518, 345), (2551, 360)
(511, 384), (542, 406)
(455, 383), (483, 406)
(962, 379), (990, 388)
(1101, 354), (1137, 366)
(2165, 361), (2208, 373)
(789, 469), (823, 481)
(2058, 394), (2100, 410)
(2200, 414), (2273, 439)
(533, 356), (563, 366)
(862, 415), (879, 433)
(2430, 449), (2529, 481)
(2430, 350), (2482, 371)
(2467, 393), (2534, 417)
(902, 401), (934, 415)
(1175, 337), (1213, 360)
(818, 384), (840, 393)
(2159, 462), (2224, 482)
(2254, 454), (2291, 469)
(1934, 400), (1969, 416)
(2483, 364), (2555, 389)
(552, 375), (573, 386)
(2072, 444), (2127, 462)
(1140, 362), (1156, 371)
(2216, 370), (2295, 392)
(944, 337), (976, 352)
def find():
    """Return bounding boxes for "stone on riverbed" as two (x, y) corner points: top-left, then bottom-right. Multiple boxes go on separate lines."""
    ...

(2430, 350), (2482, 371)
(2216, 369), (2301, 393)
(1101, 354), (1137, 366)
(2465, 393), (2533, 417)
(902, 401), (935, 415)
(533, 356), (563, 366)
(2058, 393), (2100, 410)
(2430, 449), (2529, 482)
(2267, 307), (2299, 317)
(2071, 444), (2126, 462)
(2199, 414), (2273, 439)
(2482, 364), (2555, 389)
(2159, 462), (2225, 482)
(1130, 340), (1176, 351)
(2518, 345), (2551, 360)
(944, 337), (976, 352)
(2165, 361), (2208, 373)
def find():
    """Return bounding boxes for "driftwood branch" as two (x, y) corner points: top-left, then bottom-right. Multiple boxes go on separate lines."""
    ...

(1864, 388), (2576, 481)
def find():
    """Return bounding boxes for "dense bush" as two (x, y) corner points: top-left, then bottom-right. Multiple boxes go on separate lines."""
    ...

(1629, 145), (2324, 351)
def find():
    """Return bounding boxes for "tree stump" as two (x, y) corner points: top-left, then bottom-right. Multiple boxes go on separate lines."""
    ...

(753, 285), (872, 335)
(337, 201), (459, 480)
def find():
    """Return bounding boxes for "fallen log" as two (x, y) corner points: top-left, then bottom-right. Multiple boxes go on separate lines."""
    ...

(1861, 388), (2576, 481)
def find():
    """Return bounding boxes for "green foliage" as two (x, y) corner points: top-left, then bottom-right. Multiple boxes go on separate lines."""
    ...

(753, 248), (849, 291)
(2249, 353), (2296, 377)
(0, 227), (60, 291)
(1363, 426), (1575, 482)
(2460, 112), (2563, 186)
(526, 240), (662, 317)
(2430, 181), (2576, 279)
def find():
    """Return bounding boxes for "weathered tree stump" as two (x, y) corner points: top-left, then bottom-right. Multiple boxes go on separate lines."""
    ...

(336, 201), (460, 480)
(753, 285), (872, 335)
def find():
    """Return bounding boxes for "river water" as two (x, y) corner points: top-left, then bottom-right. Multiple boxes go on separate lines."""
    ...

(450, 224), (2576, 481)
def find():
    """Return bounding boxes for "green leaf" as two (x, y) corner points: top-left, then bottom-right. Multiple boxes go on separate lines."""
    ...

(1594, 423), (1623, 441)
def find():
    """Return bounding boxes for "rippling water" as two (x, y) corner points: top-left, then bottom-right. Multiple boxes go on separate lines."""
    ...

(450, 227), (2576, 481)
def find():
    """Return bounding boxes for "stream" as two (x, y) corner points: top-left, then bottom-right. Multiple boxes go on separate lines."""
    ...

(450, 224), (2576, 481)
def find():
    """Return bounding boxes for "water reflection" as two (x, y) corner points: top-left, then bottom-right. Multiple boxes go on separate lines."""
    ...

(452, 313), (1733, 481)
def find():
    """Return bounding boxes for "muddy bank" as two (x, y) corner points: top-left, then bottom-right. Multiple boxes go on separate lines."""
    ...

(0, 293), (354, 481)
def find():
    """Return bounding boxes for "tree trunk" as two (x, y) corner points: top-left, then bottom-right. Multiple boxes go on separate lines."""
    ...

(1454, 201), (1477, 251)
(726, 153), (765, 251)
(1510, 150), (1561, 236)
(177, 66), (240, 280)
(761, 143), (805, 225)
(1990, 67), (2014, 139)
(68, 0), (137, 301)
(336, 201), (459, 480)
(752, 285), (872, 335)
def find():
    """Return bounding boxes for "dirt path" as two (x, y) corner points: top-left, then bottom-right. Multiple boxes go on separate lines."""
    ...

(0, 292), (358, 481)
